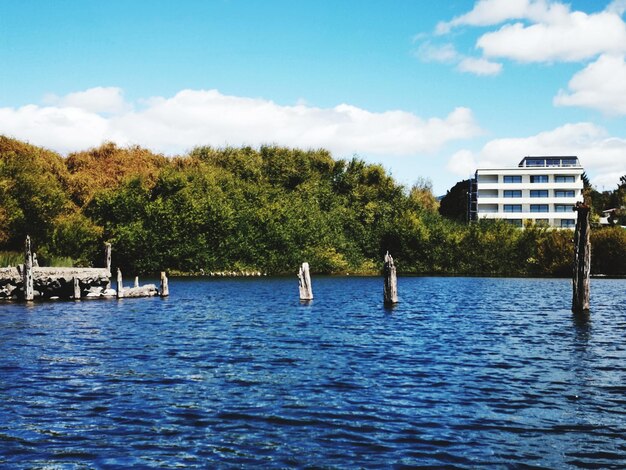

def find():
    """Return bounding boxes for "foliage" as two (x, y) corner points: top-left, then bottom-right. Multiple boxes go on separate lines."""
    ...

(0, 251), (21, 267)
(0, 137), (71, 250)
(65, 142), (167, 206)
(1, 136), (625, 276)
(439, 179), (469, 222)
(50, 212), (104, 266)
(591, 227), (626, 275)
(587, 174), (626, 225)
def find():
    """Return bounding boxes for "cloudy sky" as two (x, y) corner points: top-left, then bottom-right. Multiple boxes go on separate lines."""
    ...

(1, 0), (625, 194)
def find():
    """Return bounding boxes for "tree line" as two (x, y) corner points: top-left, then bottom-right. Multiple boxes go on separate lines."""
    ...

(1, 136), (624, 276)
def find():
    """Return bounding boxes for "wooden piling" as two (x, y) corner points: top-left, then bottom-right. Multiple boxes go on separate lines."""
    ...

(160, 271), (169, 297)
(104, 243), (112, 290)
(116, 268), (124, 299)
(383, 251), (398, 306)
(572, 202), (591, 313)
(73, 277), (81, 299)
(134, 276), (139, 288)
(32, 253), (39, 268)
(298, 262), (313, 301)
(23, 236), (34, 301)
(104, 243), (111, 273)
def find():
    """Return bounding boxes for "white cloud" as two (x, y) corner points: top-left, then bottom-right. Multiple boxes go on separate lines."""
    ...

(427, 1), (626, 114)
(435, 1), (626, 66)
(43, 87), (130, 115)
(436, 0), (540, 33)
(449, 122), (626, 189)
(477, 11), (626, 62)
(447, 149), (478, 177)
(0, 105), (109, 153)
(607, 0), (626, 15)
(415, 42), (459, 63)
(435, 0), (578, 35)
(457, 57), (503, 75)
(0, 88), (482, 157)
(414, 41), (502, 76)
(554, 54), (626, 115)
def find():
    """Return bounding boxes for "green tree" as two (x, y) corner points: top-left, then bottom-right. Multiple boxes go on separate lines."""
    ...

(439, 179), (470, 222)
(591, 227), (626, 275)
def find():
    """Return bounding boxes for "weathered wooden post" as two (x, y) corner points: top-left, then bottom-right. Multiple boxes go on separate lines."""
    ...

(572, 202), (591, 313)
(134, 276), (139, 288)
(32, 253), (39, 268)
(383, 251), (398, 306)
(105, 243), (112, 273)
(160, 271), (169, 297)
(104, 243), (112, 290)
(23, 236), (34, 301)
(73, 277), (81, 299)
(116, 268), (124, 299)
(298, 262), (313, 301)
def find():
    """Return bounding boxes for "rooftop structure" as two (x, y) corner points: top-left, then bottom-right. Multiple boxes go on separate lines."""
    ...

(469, 156), (584, 228)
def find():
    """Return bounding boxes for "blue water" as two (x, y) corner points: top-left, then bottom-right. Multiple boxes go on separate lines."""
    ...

(1, 276), (626, 468)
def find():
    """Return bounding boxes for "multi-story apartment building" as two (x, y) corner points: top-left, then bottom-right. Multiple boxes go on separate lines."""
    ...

(469, 156), (584, 228)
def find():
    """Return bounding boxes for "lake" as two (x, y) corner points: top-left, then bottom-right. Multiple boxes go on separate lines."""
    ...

(1, 276), (626, 468)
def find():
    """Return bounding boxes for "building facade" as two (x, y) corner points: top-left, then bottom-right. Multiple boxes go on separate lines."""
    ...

(469, 156), (584, 228)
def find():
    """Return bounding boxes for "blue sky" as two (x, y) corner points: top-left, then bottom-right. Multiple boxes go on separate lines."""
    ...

(1, 0), (625, 194)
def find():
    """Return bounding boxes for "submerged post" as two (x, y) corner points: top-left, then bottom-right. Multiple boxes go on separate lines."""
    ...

(572, 202), (591, 313)
(160, 271), (169, 297)
(116, 268), (124, 299)
(24, 236), (34, 301)
(298, 262), (313, 301)
(383, 251), (398, 306)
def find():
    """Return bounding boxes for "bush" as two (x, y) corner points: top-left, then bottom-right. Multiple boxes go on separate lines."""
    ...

(591, 227), (626, 275)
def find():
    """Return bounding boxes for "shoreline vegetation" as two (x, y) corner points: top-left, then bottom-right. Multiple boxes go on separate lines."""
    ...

(1, 135), (625, 277)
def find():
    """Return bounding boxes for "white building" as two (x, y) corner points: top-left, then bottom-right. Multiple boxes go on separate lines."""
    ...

(470, 156), (584, 228)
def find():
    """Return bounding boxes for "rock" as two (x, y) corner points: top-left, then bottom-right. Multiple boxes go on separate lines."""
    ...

(124, 284), (158, 298)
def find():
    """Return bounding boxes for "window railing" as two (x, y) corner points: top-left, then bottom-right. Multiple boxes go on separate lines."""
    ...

(520, 157), (580, 168)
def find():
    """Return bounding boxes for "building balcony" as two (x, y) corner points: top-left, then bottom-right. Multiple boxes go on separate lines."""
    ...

(476, 196), (582, 205)
(477, 182), (583, 191)
(476, 212), (580, 220)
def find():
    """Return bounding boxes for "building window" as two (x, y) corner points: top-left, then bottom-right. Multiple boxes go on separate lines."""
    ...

(547, 158), (561, 167)
(555, 175), (575, 183)
(503, 175), (522, 183)
(555, 204), (572, 212)
(561, 219), (575, 228)
(525, 158), (545, 167)
(503, 190), (521, 198)
(530, 204), (549, 212)
(530, 175), (549, 183)
(507, 219), (523, 227)
(504, 204), (522, 212)
(555, 190), (575, 198)
(530, 190), (549, 197)
(562, 158), (578, 167)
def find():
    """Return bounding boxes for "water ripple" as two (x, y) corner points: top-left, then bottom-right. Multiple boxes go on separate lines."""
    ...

(0, 276), (625, 468)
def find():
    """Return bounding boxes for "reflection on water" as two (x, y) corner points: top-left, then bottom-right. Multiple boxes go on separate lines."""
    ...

(0, 276), (625, 468)
(572, 310), (591, 342)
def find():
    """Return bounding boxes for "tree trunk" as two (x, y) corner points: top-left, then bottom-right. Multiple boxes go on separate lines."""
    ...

(572, 203), (591, 313)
